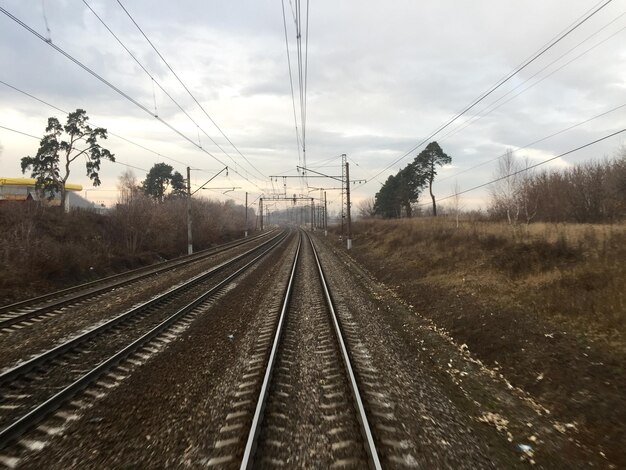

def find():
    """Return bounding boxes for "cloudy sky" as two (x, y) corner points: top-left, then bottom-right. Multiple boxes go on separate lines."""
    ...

(1, 0), (625, 211)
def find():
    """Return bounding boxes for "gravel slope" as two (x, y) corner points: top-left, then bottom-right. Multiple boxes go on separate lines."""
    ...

(311, 233), (605, 468)
(3, 229), (605, 468)
(0, 235), (273, 372)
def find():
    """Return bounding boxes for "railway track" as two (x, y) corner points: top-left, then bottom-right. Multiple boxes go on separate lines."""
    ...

(0, 229), (289, 451)
(207, 232), (381, 468)
(0, 230), (273, 331)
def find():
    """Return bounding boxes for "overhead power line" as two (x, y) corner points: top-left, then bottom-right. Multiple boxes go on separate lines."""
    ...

(281, 0), (310, 195)
(437, 102), (626, 184)
(0, 124), (148, 173)
(361, 0), (614, 187)
(0, 125), (39, 140)
(0, 6), (263, 191)
(303, 0), (310, 156)
(428, 128), (626, 206)
(82, 0), (250, 175)
(0, 79), (187, 167)
(281, 0), (302, 167)
(439, 14), (626, 143)
(115, 0), (267, 181)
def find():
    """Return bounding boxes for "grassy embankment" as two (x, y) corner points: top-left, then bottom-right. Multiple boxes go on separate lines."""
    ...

(345, 217), (625, 464)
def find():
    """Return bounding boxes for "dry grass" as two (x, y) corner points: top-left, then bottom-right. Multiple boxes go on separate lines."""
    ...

(351, 217), (625, 348)
(0, 199), (249, 305)
(341, 217), (626, 464)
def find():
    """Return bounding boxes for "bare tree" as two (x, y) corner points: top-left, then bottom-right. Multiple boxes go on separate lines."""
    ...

(489, 149), (521, 227)
(518, 157), (538, 229)
(117, 169), (140, 205)
(357, 197), (376, 219)
(451, 180), (463, 228)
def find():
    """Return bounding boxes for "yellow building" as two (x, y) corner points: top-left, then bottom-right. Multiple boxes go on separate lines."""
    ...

(0, 177), (83, 209)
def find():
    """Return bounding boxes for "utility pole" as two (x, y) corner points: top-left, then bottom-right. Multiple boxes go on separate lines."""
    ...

(259, 197), (264, 231)
(324, 191), (328, 236)
(186, 166), (193, 255)
(245, 192), (248, 237)
(186, 165), (229, 253)
(310, 198), (314, 231)
(346, 161), (352, 250)
(341, 154), (346, 239)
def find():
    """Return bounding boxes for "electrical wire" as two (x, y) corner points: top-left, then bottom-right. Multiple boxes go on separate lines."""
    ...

(359, 0), (615, 187)
(0, 125), (39, 140)
(437, 102), (626, 184)
(112, 160), (148, 172)
(352, 19), (626, 189)
(0, 124), (149, 173)
(82, 0), (263, 184)
(423, 128), (626, 206)
(303, 0), (310, 159)
(299, 154), (342, 171)
(115, 0), (267, 181)
(0, 79), (187, 167)
(477, 0), (607, 103)
(296, 0), (305, 194)
(281, 0), (310, 195)
(0, 6), (263, 191)
(439, 14), (626, 143)
(299, 0), (310, 189)
(281, 0), (302, 166)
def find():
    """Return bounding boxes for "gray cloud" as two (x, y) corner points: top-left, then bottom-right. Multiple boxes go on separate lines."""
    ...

(1, 0), (625, 208)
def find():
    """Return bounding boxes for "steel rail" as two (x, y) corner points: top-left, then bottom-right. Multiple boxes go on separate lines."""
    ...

(0, 229), (290, 450)
(309, 233), (382, 469)
(240, 233), (301, 469)
(0, 230), (286, 385)
(0, 230), (273, 327)
(240, 232), (381, 469)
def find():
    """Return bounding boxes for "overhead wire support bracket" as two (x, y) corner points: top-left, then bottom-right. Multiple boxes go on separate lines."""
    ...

(199, 187), (242, 194)
(270, 174), (339, 179)
(191, 166), (228, 196)
(295, 166), (342, 182)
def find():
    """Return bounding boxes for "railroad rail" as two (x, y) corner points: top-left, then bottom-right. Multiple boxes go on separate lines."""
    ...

(0, 230), (273, 330)
(208, 231), (381, 468)
(0, 229), (289, 450)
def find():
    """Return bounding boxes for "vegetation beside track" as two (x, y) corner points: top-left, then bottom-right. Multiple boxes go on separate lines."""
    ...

(0, 198), (252, 304)
(336, 217), (625, 466)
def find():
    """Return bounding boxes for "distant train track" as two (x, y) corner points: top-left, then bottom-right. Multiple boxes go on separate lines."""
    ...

(0, 229), (289, 450)
(0, 230), (274, 330)
(207, 231), (381, 468)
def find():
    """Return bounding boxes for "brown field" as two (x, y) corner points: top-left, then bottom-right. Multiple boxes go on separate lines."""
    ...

(339, 217), (625, 466)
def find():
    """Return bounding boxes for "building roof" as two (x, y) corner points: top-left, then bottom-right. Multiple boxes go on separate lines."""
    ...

(0, 177), (82, 191)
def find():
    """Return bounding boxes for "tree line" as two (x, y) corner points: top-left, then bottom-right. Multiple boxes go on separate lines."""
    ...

(114, 170), (254, 255)
(20, 110), (624, 225)
(369, 141), (624, 224)
(19, 109), (207, 206)
(489, 149), (625, 224)
(17, 109), (256, 257)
